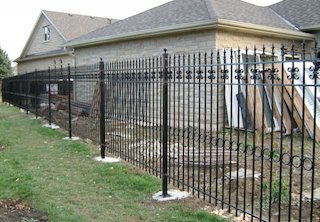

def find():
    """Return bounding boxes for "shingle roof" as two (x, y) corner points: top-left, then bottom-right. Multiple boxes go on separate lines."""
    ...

(67, 0), (300, 46)
(269, 0), (320, 29)
(43, 10), (117, 41)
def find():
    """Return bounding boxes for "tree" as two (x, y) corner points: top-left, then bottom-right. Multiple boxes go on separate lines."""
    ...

(0, 47), (12, 79)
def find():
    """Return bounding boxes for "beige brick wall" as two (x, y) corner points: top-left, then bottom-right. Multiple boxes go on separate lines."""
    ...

(26, 16), (66, 56)
(216, 30), (298, 52)
(74, 30), (216, 66)
(73, 31), (225, 130)
(17, 55), (74, 74)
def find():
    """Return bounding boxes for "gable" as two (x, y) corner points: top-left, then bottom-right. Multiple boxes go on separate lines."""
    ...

(20, 13), (66, 58)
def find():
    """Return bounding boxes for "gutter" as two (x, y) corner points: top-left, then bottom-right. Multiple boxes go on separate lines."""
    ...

(299, 24), (320, 32)
(217, 19), (315, 40)
(65, 19), (315, 49)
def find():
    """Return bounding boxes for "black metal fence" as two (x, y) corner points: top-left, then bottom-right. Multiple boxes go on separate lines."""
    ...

(2, 42), (320, 221)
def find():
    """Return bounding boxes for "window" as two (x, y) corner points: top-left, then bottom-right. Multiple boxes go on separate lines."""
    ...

(44, 26), (50, 41)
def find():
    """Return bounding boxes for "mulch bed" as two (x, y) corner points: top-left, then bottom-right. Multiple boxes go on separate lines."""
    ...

(0, 199), (49, 222)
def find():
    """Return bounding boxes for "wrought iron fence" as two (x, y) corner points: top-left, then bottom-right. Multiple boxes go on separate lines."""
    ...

(2, 42), (320, 221)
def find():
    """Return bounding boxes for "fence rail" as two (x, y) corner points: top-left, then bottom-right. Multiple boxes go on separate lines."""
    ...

(2, 42), (320, 221)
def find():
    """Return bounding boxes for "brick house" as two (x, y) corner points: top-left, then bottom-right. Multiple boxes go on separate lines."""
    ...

(14, 10), (117, 74)
(13, 0), (320, 130)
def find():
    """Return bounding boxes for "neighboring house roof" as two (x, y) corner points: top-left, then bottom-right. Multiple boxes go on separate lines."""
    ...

(270, 0), (320, 30)
(66, 0), (314, 48)
(15, 10), (117, 62)
(42, 10), (117, 41)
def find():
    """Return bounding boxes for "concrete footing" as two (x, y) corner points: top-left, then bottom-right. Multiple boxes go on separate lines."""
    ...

(43, 123), (60, 129)
(94, 156), (120, 163)
(63, 137), (80, 141)
(152, 190), (190, 202)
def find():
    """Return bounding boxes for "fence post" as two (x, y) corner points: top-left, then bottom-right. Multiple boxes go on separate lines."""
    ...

(35, 69), (38, 118)
(25, 73), (29, 114)
(162, 49), (169, 197)
(68, 64), (72, 139)
(48, 67), (52, 125)
(99, 59), (106, 159)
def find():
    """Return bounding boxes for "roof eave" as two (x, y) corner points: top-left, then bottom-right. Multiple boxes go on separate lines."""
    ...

(65, 19), (316, 49)
(64, 20), (220, 48)
(300, 24), (320, 32)
(14, 51), (70, 63)
(217, 19), (316, 40)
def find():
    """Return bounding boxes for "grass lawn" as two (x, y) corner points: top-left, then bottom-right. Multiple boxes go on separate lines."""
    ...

(0, 103), (228, 222)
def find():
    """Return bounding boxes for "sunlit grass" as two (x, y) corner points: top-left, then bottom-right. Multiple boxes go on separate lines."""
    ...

(0, 103), (228, 222)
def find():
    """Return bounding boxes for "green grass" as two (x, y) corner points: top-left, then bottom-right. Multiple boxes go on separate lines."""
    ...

(0, 103), (228, 222)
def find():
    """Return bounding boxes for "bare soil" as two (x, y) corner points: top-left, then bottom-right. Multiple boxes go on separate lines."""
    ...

(0, 200), (49, 222)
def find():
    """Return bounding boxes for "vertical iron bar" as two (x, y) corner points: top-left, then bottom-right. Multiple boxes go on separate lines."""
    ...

(278, 44), (285, 222)
(229, 48), (233, 213)
(244, 47), (249, 221)
(48, 67), (52, 125)
(215, 50), (220, 206)
(310, 41), (318, 222)
(203, 51), (207, 201)
(100, 58), (106, 159)
(197, 52), (201, 198)
(299, 41), (306, 221)
(162, 49), (169, 197)
(268, 45), (275, 222)
(35, 69), (38, 118)
(192, 53), (196, 196)
(25, 73), (29, 114)
(288, 42), (295, 222)
(68, 64), (72, 139)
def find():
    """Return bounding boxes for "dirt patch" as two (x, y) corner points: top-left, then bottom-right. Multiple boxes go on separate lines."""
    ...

(0, 199), (49, 222)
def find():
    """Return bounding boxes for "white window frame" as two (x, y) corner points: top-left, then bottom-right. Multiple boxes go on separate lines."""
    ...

(44, 26), (50, 41)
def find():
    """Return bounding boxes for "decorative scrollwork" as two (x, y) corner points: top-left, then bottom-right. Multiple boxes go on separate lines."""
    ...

(176, 70), (183, 79)
(208, 70), (216, 80)
(250, 68), (261, 80)
(144, 71), (149, 80)
(287, 67), (299, 80)
(267, 68), (280, 81)
(220, 69), (229, 79)
(235, 69), (244, 80)
(309, 66), (320, 79)
(196, 70), (204, 80)
(158, 71), (163, 79)
(137, 72), (142, 79)
(150, 71), (156, 79)
(186, 70), (192, 79)
(168, 71), (173, 79)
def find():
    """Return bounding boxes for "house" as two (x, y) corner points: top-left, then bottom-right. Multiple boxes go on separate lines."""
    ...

(14, 0), (319, 130)
(270, 0), (320, 60)
(64, 0), (316, 66)
(14, 10), (117, 74)
(270, 0), (320, 44)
